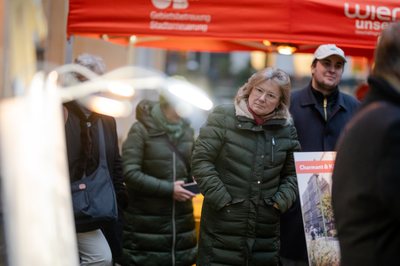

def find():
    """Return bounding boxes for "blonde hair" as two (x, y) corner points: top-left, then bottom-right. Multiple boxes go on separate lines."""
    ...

(235, 67), (291, 116)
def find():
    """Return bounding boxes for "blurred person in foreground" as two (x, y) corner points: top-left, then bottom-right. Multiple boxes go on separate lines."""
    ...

(332, 22), (400, 266)
(280, 44), (360, 266)
(64, 53), (128, 265)
(121, 95), (197, 265)
(192, 67), (300, 265)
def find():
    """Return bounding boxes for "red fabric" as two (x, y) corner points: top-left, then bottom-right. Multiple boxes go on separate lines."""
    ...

(247, 106), (265, 126)
(67, 0), (400, 57)
(355, 83), (370, 100)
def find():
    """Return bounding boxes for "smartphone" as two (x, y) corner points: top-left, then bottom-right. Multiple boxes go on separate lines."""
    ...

(182, 182), (200, 194)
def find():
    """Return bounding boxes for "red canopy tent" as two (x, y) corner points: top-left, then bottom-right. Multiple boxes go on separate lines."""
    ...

(67, 0), (400, 57)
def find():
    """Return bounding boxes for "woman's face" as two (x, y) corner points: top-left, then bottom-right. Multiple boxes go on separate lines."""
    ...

(163, 105), (181, 123)
(248, 79), (281, 116)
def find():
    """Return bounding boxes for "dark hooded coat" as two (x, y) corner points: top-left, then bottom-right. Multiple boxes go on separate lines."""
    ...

(332, 76), (400, 266)
(192, 102), (300, 266)
(121, 100), (197, 266)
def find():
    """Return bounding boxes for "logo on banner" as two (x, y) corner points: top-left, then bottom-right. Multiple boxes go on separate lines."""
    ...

(151, 0), (188, 10)
(344, 3), (400, 36)
(149, 0), (211, 33)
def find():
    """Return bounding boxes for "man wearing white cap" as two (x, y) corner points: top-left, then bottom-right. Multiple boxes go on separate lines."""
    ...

(280, 44), (360, 266)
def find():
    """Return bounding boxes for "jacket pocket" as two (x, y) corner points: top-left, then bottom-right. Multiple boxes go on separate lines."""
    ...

(226, 198), (245, 206)
(263, 198), (281, 216)
(214, 198), (247, 234)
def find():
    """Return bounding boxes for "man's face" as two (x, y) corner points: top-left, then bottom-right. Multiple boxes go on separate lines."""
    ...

(311, 55), (345, 95)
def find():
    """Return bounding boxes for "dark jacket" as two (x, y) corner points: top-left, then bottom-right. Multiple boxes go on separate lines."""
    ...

(65, 101), (128, 230)
(122, 100), (197, 266)
(280, 83), (359, 260)
(64, 101), (128, 259)
(192, 104), (300, 266)
(290, 83), (360, 151)
(332, 76), (400, 266)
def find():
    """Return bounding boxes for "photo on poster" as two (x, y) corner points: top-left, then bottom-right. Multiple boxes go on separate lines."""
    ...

(294, 152), (340, 266)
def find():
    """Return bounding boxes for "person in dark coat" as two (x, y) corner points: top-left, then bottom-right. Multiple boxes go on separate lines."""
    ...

(280, 44), (359, 265)
(332, 22), (400, 266)
(192, 67), (300, 266)
(64, 53), (128, 265)
(121, 95), (197, 266)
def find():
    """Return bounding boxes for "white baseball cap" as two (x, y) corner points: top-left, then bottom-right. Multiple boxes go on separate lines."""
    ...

(313, 44), (347, 62)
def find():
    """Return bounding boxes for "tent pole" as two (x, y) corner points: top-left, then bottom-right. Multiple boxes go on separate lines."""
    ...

(127, 35), (136, 65)
(65, 35), (74, 64)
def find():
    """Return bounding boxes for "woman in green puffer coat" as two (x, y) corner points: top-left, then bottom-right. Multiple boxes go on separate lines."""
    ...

(192, 67), (301, 266)
(121, 96), (197, 266)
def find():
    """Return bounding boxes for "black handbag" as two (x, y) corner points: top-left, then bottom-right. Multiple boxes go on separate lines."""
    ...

(71, 119), (118, 225)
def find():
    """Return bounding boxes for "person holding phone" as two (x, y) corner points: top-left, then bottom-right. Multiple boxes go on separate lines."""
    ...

(121, 94), (197, 266)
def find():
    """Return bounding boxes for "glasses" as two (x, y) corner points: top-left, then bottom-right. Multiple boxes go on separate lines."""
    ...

(253, 86), (280, 101)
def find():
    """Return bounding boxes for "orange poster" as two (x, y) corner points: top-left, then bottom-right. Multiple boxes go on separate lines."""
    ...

(294, 152), (340, 266)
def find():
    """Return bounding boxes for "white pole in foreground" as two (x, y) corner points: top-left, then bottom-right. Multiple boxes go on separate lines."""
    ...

(0, 72), (79, 266)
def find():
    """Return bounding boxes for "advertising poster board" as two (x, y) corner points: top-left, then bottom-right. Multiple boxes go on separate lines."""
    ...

(294, 152), (340, 266)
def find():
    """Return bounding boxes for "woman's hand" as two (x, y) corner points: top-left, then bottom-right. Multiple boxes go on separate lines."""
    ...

(173, 180), (195, 202)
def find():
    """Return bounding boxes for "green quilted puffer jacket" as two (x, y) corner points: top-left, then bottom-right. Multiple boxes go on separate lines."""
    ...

(121, 100), (197, 266)
(192, 104), (300, 266)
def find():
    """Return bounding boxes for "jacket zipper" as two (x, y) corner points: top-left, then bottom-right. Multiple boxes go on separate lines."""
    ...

(271, 137), (275, 163)
(323, 97), (328, 121)
(172, 152), (176, 266)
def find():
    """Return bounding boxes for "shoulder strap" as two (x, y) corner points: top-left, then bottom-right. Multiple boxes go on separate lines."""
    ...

(164, 135), (191, 174)
(97, 119), (107, 163)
